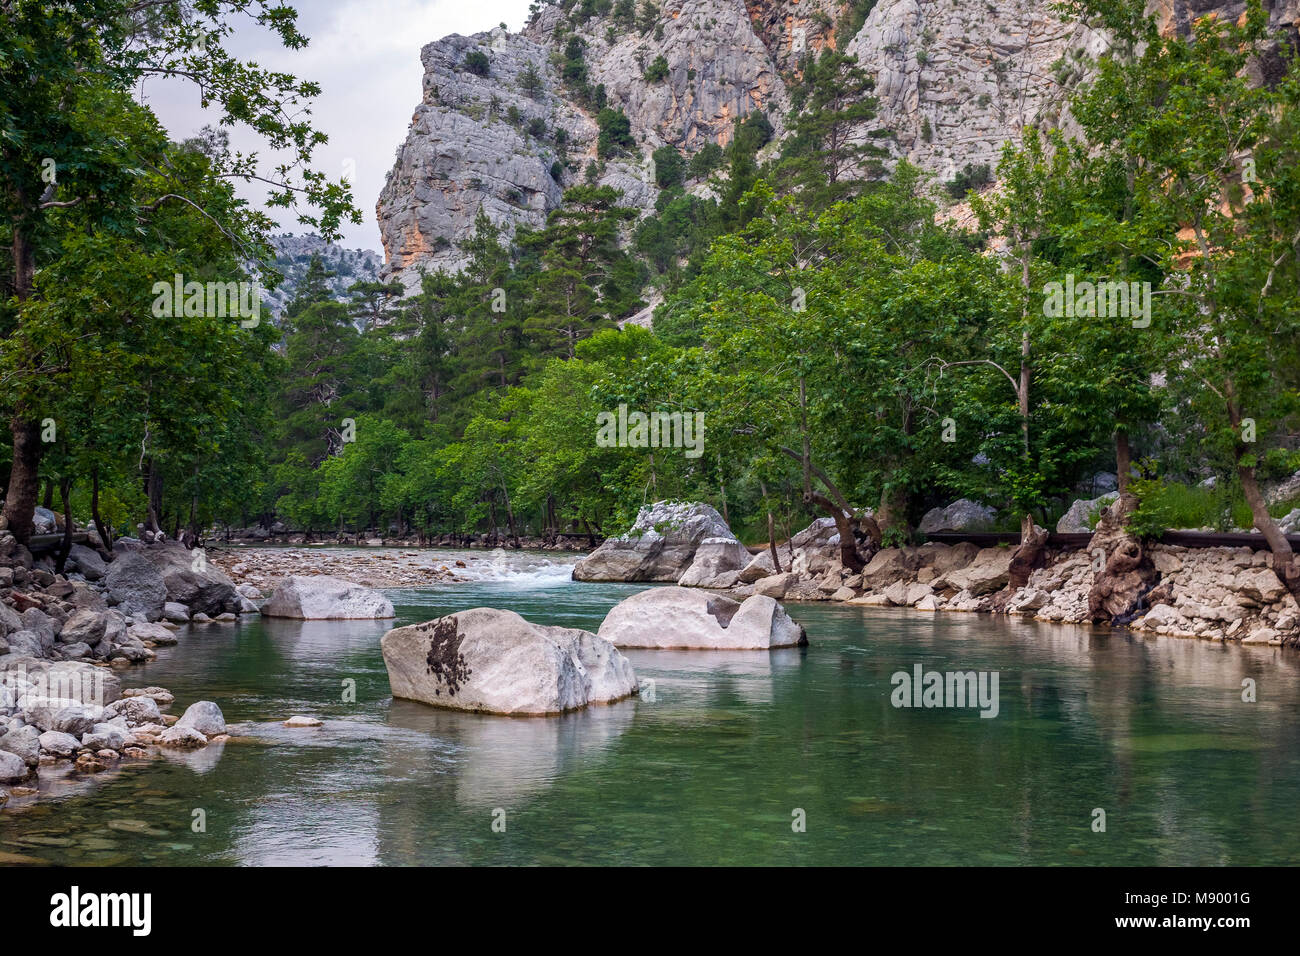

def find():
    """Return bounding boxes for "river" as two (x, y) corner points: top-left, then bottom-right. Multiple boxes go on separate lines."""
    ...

(2, 547), (1298, 865)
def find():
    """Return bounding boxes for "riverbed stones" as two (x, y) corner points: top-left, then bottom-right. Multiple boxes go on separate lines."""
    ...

(162, 602), (190, 624)
(82, 723), (128, 752)
(37, 730), (81, 757)
(597, 587), (807, 650)
(104, 696), (162, 727)
(158, 724), (208, 749)
(0, 749), (31, 784)
(381, 608), (638, 716)
(573, 501), (738, 582)
(19, 698), (104, 736)
(260, 575), (395, 620)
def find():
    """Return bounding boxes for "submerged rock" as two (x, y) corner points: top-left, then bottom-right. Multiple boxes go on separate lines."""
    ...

(597, 587), (807, 650)
(260, 575), (394, 620)
(381, 608), (637, 716)
(283, 715), (322, 727)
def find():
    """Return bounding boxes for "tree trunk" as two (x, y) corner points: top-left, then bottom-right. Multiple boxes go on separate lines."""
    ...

(876, 484), (908, 539)
(144, 459), (163, 535)
(1240, 463), (1300, 604)
(91, 467), (113, 553)
(3, 416), (42, 545)
(1008, 513), (1048, 591)
(54, 477), (73, 574)
(759, 480), (781, 573)
(809, 490), (865, 572)
(4, 219), (42, 544)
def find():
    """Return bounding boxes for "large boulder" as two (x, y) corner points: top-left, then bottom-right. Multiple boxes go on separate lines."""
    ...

(597, 586), (807, 650)
(919, 499), (997, 534)
(381, 608), (638, 716)
(32, 506), (57, 534)
(67, 544), (107, 581)
(104, 551), (167, 621)
(573, 501), (737, 582)
(57, 608), (107, 647)
(737, 548), (779, 584)
(943, 547), (1013, 595)
(1056, 492), (1118, 533)
(678, 537), (752, 588)
(0, 749), (31, 784)
(137, 540), (240, 616)
(175, 700), (226, 738)
(260, 575), (394, 620)
(0, 725), (41, 767)
(787, 517), (844, 578)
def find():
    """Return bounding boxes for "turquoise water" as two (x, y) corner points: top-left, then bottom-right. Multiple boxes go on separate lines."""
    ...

(3, 551), (1299, 866)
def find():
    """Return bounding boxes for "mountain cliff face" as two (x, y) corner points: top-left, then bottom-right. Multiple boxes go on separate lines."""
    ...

(263, 234), (382, 320)
(376, 0), (1300, 290)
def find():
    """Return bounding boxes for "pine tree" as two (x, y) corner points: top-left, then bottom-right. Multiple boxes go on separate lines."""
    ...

(777, 50), (887, 207)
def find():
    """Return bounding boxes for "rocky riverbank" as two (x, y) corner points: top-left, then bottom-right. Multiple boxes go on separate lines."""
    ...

(208, 546), (469, 589)
(573, 501), (1300, 648)
(0, 531), (253, 809)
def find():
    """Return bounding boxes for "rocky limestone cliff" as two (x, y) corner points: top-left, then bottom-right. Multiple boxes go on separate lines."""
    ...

(377, 0), (1300, 290)
(262, 234), (382, 321)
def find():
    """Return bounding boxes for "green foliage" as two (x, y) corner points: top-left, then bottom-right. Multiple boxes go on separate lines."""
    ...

(944, 163), (991, 199)
(1125, 478), (1237, 537)
(596, 108), (635, 158)
(652, 146), (684, 188)
(644, 55), (669, 83)
(463, 50), (491, 76)
(518, 60), (544, 96)
(689, 142), (725, 178)
(775, 50), (886, 209)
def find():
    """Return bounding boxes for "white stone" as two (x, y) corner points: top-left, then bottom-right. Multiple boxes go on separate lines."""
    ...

(597, 587), (806, 650)
(260, 575), (394, 620)
(383, 608), (637, 715)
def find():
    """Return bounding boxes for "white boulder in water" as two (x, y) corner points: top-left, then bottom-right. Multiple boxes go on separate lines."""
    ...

(573, 501), (738, 582)
(597, 587), (807, 650)
(260, 575), (394, 620)
(381, 608), (638, 716)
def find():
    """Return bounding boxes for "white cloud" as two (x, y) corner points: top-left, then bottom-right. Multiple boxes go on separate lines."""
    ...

(145, 0), (534, 254)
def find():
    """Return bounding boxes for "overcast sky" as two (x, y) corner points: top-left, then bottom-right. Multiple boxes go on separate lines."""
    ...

(144, 0), (534, 254)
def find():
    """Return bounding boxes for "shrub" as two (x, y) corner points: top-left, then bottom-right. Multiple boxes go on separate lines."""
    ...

(597, 107), (635, 158)
(651, 145), (684, 188)
(644, 55), (669, 83)
(464, 50), (490, 77)
(944, 163), (992, 199)
(518, 61), (544, 97)
(689, 141), (724, 178)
